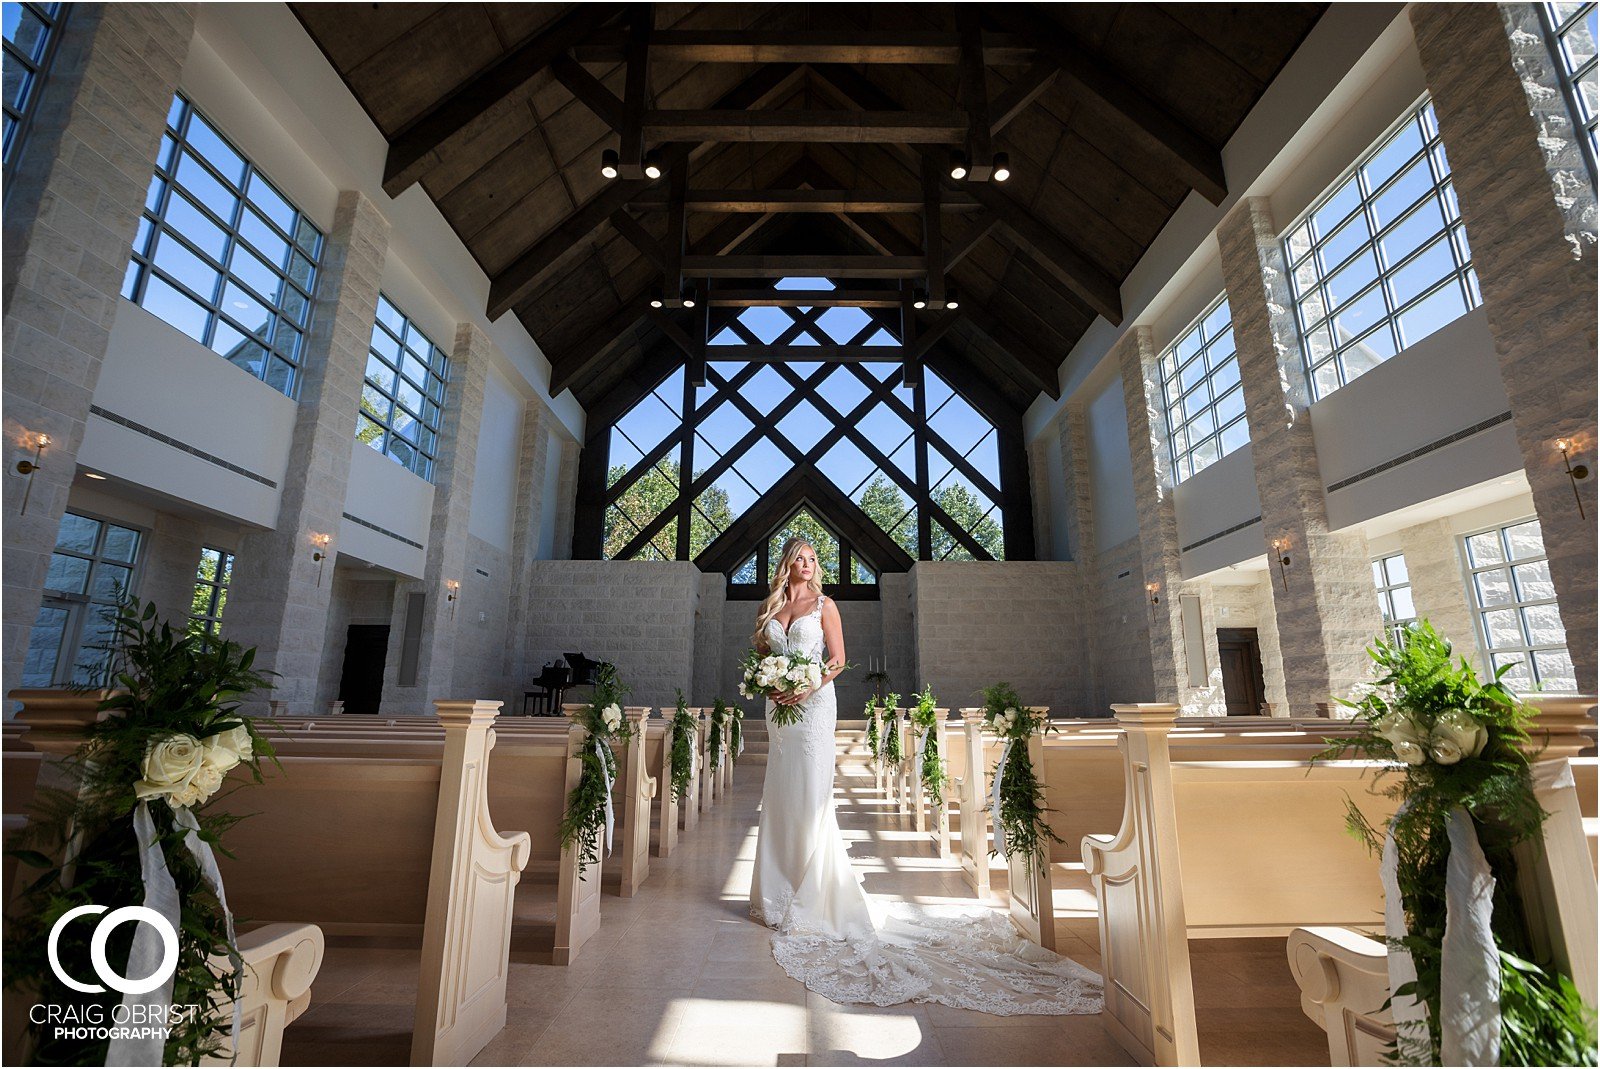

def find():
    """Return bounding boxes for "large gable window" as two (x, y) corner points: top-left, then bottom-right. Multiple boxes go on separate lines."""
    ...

(361, 295), (449, 480)
(123, 94), (324, 398)
(2, 2), (64, 180)
(1157, 294), (1246, 482)
(600, 282), (1009, 580)
(1284, 97), (1479, 401)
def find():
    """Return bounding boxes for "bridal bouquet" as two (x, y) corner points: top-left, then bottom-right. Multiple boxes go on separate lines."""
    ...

(738, 647), (825, 727)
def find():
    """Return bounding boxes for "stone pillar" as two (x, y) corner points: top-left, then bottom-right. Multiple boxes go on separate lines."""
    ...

(1410, 3), (1598, 691)
(141, 513), (206, 625)
(1, 4), (195, 692)
(1027, 436), (1054, 560)
(1218, 199), (1386, 716)
(1391, 518), (1480, 660)
(1059, 404), (1103, 710)
(1116, 327), (1222, 712)
(382, 322), (491, 715)
(224, 191), (390, 714)
(503, 398), (558, 697)
(552, 437), (580, 560)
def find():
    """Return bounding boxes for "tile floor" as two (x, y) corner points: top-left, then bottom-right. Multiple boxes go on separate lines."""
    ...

(280, 756), (1328, 1066)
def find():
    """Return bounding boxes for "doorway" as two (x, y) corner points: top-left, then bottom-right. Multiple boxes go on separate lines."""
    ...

(1216, 627), (1267, 716)
(338, 624), (390, 715)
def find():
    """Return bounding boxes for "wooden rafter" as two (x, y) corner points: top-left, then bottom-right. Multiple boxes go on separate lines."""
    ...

(680, 255), (927, 278)
(642, 110), (969, 143)
(569, 29), (1040, 66)
(631, 189), (983, 213)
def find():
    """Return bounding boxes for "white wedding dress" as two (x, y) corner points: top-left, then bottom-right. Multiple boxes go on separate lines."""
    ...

(748, 596), (1103, 1015)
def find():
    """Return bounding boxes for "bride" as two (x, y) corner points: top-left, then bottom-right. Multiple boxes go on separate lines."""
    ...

(748, 537), (1103, 1015)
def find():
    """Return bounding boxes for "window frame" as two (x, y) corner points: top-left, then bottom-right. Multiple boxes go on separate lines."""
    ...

(1372, 551), (1417, 645)
(188, 546), (235, 637)
(1537, 1), (1598, 184)
(1459, 517), (1577, 693)
(1282, 95), (1481, 401)
(360, 294), (450, 481)
(2, 1), (66, 189)
(24, 509), (146, 687)
(1156, 293), (1247, 483)
(123, 93), (324, 399)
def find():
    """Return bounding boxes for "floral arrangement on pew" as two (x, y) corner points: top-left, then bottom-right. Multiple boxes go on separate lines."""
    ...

(738, 646), (825, 726)
(1319, 621), (1596, 1067)
(558, 664), (632, 878)
(981, 681), (1059, 875)
(864, 697), (882, 763)
(912, 684), (946, 805)
(668, 690), (697, 804)
(4, 596), (275, 1066)
(726, 701), (743, 763)
(707, 699), (728, 774)
(880, 693), (903, 768)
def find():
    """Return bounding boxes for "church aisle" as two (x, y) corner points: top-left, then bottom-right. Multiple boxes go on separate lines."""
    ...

(282, 754), (1137, 1067)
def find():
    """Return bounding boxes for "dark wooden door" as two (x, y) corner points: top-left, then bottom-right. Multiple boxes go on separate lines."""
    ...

(1217, 627), (1266, 716)
(338, 624), (390, 715)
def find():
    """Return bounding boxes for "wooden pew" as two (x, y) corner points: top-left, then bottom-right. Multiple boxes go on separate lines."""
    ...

(1287, 753), (1599, 1067)
(904, 710), (950, 849)
(698, 709), (715, 814)
(648, 719), (680, 858)
(681, 707), (705, 832)
(1082, 705), (1397, 1066)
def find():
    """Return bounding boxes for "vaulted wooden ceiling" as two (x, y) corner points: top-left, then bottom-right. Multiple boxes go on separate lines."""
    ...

(294, 3), (1324, 416)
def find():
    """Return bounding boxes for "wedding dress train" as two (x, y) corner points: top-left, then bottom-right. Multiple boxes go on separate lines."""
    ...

(748, 596), (1103, 1016)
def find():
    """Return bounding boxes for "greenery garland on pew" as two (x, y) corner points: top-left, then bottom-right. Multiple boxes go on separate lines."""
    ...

(558, 664), (631, 878)
(864, 697), (882, 761)
(881, 693), (903, 767)
(1319, 622), (1596, 1066)
(668, 690), (697, 803)
(727, 702), (742, 764)
(3, 597), (275, 1066)
(912, 684), (946, 804)
(982, 681), (1060, 875)
(707, 699), (726, 773)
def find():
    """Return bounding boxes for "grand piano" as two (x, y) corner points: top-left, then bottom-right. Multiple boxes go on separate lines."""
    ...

(522, 653), (612, 716)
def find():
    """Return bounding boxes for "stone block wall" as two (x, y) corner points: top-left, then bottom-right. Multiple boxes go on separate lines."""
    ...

(1211, 577), (1290, 714)
(454, 536), (515, 708)
(522, 559), (698, 709)
(879, 573), (916, 699)
(312, 573), (394, 711)
(1086, 539), (1155, 715)
(910, 561), (1089, 714)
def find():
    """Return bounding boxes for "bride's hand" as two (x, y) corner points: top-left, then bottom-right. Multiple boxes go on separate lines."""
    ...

(782, 688), (813, 706)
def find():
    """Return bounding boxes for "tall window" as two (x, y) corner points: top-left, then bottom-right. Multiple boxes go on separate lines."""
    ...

(602, 283), (1007, 575)
(1284, 98), (1480, 401)
(1372, 552), (1416, 644)
(22, 511), (142, 687)
(188, 547), (234, 637)
(2, 2), (63, 177)
(1462, 518), (1576, 692)
(124, 94), (324, 398)
(360, 295), (449, 479)
(1157, 294), (1246, 482)
(1540, 2), (1598, 178)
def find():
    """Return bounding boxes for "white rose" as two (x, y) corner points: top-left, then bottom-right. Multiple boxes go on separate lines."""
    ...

(806, 665), (823, 687)
(1431, 709), (1487, 762)
(135, 734), (206, 804)
(1003, 708), (1018, 726)
(1392, 739), (1427, 766)
(1375, 711), (1428, 756)
(201, 724), (252, 772)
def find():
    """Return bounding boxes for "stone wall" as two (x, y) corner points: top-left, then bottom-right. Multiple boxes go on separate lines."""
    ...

(454, 535), (515, 708)
(911, 561), (1088, 714)
(522, 559), (698, 709)
(312, 572), (394, 711)
(1085, 538), (1155, 715)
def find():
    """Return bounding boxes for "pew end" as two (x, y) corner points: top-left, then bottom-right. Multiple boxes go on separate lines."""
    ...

(1285, 926), (1393, 1067)
(205, 923), (327, 1067)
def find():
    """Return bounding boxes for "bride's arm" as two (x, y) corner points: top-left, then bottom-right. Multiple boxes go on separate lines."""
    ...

(818, 598), (846, 685)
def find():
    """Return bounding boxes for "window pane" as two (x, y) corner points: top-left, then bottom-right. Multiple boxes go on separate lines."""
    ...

(23, 605), (69, 687)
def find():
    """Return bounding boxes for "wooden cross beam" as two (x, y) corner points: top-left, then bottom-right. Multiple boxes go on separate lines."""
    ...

(680, 255), (927, 278)
(704, 289), (905, 308)
(630, 189), (983, 213)
(641, 110), (968, 143)
(569, 29), (1040, 65)
(955, 7), (995, 181)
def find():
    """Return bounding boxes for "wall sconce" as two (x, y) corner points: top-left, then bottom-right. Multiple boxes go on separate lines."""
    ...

(1145, 582), (1161, 623)
(16, 432), (49, 516)
(446, 579), (460, 620)
(1270, 537), (1291, 592)
(311, 532), (331, 587)
(1555, 437), (1589, 519)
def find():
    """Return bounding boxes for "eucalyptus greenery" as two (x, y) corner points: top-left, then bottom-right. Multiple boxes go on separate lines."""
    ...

(707, 699), (728, 773)
(558, 664), (631, 877)
(4, 597), (275, 1066)
(980, 681), (1060, 874)
(1319, 621), (1597, 1066)
(912, 684), (945, 804)
(669, 690), (697, 803)
(881, 693), (903, 766)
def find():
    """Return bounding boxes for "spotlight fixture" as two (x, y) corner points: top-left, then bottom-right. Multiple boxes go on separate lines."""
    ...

(944, 286), (960, 311)
(992, 152), (1011, 183)
(311, 532), (332, 587)
(1556, 437), (1590, 519)
(1270, 537), (1291, 592)
(649, 287), (665, 309)
(681, 284), (697, 309)
(643, 149), (663, 180)
(912, 288), (928, 310)
(948, 149), (968, 181)
(16, 432), (49, 516)
(84, 472), (106, 481)
(600, 148), (619, 180)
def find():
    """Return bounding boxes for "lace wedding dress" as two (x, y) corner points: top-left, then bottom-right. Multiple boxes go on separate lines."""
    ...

(748, 596), (1103, 1016)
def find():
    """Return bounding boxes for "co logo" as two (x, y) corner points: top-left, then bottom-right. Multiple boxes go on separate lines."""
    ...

(47, 905), (177, 995)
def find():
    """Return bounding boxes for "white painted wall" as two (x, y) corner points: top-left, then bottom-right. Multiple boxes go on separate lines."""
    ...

(1175, 445), (1266, 576)
(536, 430), (563, 560)
(1085, 376), (1137, 552)
(79, 301), (297, 527)
(467, 365), (523, 551)
(339, 442), (432, 577)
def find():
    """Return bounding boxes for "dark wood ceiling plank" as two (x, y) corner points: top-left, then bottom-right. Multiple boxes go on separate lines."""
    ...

(568, 28), (1041, 65)
(641, 110), (970, 144)
(680, 255), (927, 279)
(383, 3), (627, 196)
(632, 188), (983, 213)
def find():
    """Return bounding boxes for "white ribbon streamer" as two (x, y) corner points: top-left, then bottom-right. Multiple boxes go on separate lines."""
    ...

(1380, 803), (1501, 1067)
(1441, 807), (1500, 1067)
(107, 802), (242, 1067)
(989, 739), (1013, 859)
(594, 737), (615, 858)
(736, 717), (744, 756)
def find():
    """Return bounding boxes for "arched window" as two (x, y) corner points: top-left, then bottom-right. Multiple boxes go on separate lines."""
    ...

(599, 281), (1010, 580)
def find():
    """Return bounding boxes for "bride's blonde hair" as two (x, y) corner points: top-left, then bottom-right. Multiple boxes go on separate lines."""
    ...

(754, 537), (824, 647)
